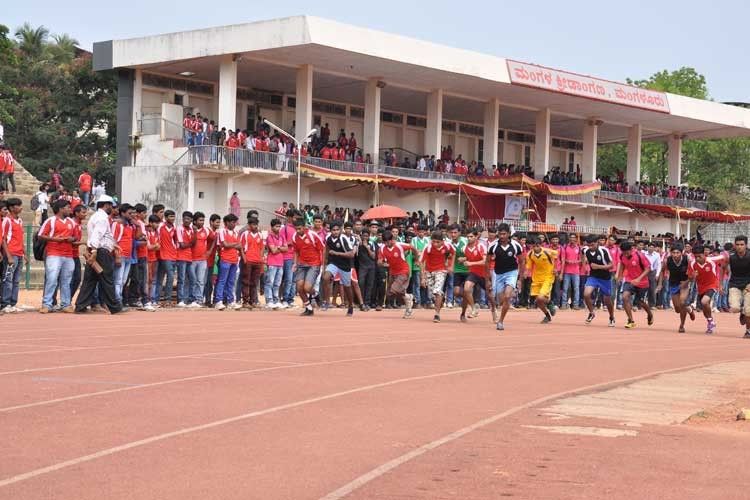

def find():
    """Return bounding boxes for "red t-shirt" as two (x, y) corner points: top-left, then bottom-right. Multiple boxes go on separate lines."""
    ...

(68, 218), (82, 258)
(111, 220), (133, 259)
(192, 227), (211, 262)
(205, 228), (217, 267)
(217, 228), (240, 264)
(146, 229), (159, 263)
(689, 256), (725, 294)
(292, 230), (325, 266)
(464, 242), (487, 278)
(158, 223), (177, 261)
(379, 243), (413, 276)
(421, 241), (455, 273)
(3, 216), (23, 257)
(175, 225), (194, 262)
(78, 173), (92, 193)
(620, 251), (649, 288)
(134, 220), (148, 259)
(240, 230), (264, 263)
(39, 216), (73, 258)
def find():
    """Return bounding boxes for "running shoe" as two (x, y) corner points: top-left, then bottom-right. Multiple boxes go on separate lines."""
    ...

(608, 318), (616, 328)
(744, 331), (750, 339)
(741, 313), (746, 326)
(433, 314), (441, 323)
(215, 302), (226, 311)
(496, 322), (504, 331)
(492, 309), (499, 324)
(585, 312), (596, 324)
(541, 316), (551, 324)
(548, 304), (558, 317)
(460, 314), (467, 323)
(143, 303), (156, 312)
(647, 312), (654, 326)
(177, 302), (187, 308)
(688, 306), (696, 321)
(403, 309), (413, 319)
(301, 308), (314, 316)
(346, 307), (353, 317)
(625, 320), (636, 329)
(706, 319), (717, 334)
(322, 302), (330, 311)
(678, 325), (686, 333)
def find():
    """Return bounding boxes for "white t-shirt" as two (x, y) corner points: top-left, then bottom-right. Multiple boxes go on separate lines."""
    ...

(35, 191), (49, 212)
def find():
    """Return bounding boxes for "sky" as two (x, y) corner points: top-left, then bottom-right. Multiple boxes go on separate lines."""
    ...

(6, 0), (749, 102)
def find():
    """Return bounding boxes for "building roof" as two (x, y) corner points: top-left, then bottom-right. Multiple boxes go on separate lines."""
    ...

(93, 16), (750, 143)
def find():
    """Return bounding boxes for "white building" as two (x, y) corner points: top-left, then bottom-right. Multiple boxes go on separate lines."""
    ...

(93, 15), (750, 235)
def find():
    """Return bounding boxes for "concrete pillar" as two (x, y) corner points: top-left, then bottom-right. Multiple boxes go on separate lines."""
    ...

(295, 64), (313, 143)
(115, 69), (135, 196)
(582, 119), (600, 183)
(132, 69), (142, 135)
(534, 108), (551, 175)
(667, 135), (682, 186)
(483, 99), (500, 167)
(218, 55), (238, 130)
(626, 124), (642, 185)
(425, 89), (443, 158)
(363, 78), (381, 161)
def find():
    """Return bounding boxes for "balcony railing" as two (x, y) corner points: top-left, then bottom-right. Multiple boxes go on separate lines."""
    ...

(547, 190), (708, 210)
(466, 218), (613, 236)
(174, 146), (468, 182)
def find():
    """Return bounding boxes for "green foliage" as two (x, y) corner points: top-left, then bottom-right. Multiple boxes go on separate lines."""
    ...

(599, 67), (750, 211)
(0, 23), (117, 189)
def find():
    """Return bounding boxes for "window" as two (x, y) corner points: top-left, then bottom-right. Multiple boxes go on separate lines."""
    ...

(442, 120), (456, 132)
(287, 97), (296, 108)
(524, 145), (531, 167)
(507, 132), (535, 144)
(350, 106), (365, 118)
(406, 115), (427, 128)
(568, 152), (575, 172)
(143, 72), (214, 95)
(174, 94), (184, 106)
(381, 111), (403, 124)
(458, 123), (484, 136)
(478, 139), (484, 162)
(313, 101), (346, 116)
(198, 192), (204, 199)
(498, 130), (505, 140)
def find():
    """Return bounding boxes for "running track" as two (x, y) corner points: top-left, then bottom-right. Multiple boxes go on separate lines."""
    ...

(0, 307), (749, 499)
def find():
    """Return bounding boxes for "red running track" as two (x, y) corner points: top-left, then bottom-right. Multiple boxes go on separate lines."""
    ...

(0, 307), (749, 499)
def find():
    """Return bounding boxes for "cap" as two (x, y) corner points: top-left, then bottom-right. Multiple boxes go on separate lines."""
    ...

(368, 220), (381, 226)
(96, 194), (115, 205)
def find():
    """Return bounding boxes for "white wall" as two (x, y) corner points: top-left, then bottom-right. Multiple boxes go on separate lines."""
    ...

(403, 128), (424, 156)
(121, 165), (190, 212)
(380, 124), (401, 150)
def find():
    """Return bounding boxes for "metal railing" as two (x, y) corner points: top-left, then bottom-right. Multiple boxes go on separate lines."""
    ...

(173, 146), (469, 183)
(599, 190), (708, 210)
(466, 218), (612, 236)
(137, 116), (196, 147)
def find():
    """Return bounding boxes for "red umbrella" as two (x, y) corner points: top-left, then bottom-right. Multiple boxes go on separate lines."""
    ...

(361, 205), (408, 220)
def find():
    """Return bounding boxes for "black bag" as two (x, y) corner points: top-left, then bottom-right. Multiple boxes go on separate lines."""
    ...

(32, 230), (47, 261)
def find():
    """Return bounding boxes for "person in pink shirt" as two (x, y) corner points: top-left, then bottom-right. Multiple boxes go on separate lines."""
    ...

(606, 235), (622, 306)
(560, 233), (583, 309)
(264, 218), (288, 309)
(280, 210), (299, 307)
(548, 234), (562, 306)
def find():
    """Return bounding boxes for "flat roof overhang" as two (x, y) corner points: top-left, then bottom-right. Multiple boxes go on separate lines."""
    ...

(93, 15), (750, 143)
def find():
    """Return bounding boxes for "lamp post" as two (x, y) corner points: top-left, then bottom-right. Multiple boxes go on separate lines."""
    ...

(263, 119), (317, 209)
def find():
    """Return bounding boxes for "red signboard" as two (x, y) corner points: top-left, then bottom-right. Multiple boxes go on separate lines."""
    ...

(507, 60), (670, 113)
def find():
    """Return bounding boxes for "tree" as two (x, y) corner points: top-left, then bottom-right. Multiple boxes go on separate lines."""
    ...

(1, 23), (117, 189)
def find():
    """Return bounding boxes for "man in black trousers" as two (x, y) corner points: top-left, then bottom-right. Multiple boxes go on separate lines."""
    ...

(75, 195), (123, 314)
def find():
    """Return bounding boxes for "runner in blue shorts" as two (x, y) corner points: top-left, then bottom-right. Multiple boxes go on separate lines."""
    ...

(486, 223), (525, 332)
(656, 244), (696, 333)
(582, 235), (615, 327)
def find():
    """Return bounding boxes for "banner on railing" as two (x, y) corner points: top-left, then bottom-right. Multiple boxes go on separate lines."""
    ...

(504, 196), (527, 220)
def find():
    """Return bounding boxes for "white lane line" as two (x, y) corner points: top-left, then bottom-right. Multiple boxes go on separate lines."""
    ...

(30, 377), (141, 387)
(0, 337), (629, 413)
(0, 348), (644, 489)
(318, 356), (747, 500)
(190, 357), (301, 366)
(0, 328), (606, 377)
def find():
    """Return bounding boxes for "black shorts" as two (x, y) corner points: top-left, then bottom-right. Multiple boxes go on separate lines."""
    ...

(453, 273), (468, 290)
(622, 282), (649, 303)
(466, 273), (486, 290)
(698, 289), (717, 301)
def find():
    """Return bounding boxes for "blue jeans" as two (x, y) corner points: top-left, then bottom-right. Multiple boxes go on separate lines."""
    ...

(190, 260), (208, 304)
(214, 260), (238, 304)
(151, 259), (175, 303)
(411, 268), (423, 305)
(282, 258), (295, 304)
(82, 191), (90, 206)
(445, 273), (455, 304)
(720, 279), (730, 309)
(561, 273), (580, 307)
(1, 255), (24, 307)
(43, 256), (74, 308)
(176, 260), (190, 303)
(113, 258), (132, 303)
(264, 265), (283, 304)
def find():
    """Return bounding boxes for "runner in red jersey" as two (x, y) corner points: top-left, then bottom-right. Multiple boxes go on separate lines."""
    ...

(460, 229), (494, 323)
(689, 244), (725, 334)
(378, 232), (414, 318)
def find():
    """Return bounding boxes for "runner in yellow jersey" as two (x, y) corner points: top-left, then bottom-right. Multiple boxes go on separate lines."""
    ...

(526, 237), (559, 323)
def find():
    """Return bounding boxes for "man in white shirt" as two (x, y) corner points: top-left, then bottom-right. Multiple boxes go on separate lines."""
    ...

(34, 185), (49, 226)
(417, 156), (427, 171)
(74, 195), (123, 314)
(0, 120), (4, 144)
(644, 242), (662, 308)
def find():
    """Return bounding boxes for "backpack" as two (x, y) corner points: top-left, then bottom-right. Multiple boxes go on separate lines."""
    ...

(30, 193), (40, 211)
(32, 230), (46, 261)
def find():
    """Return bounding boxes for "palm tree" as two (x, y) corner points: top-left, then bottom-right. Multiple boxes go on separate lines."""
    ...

(48, 33), (80, 63)
(14, 22), (49, 58)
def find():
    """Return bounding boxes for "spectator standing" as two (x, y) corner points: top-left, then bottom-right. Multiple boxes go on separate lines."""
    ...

(560, 233), (582, 309)
(77, 168), (93, 206)
(33, 184), (49, 227)
(1, 198), (27, 313)
(229, 192), (241, 218)
(39, 200), (75, 313)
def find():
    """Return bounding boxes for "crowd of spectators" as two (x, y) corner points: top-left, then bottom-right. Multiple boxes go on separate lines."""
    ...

(598, 170), (707, 202)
